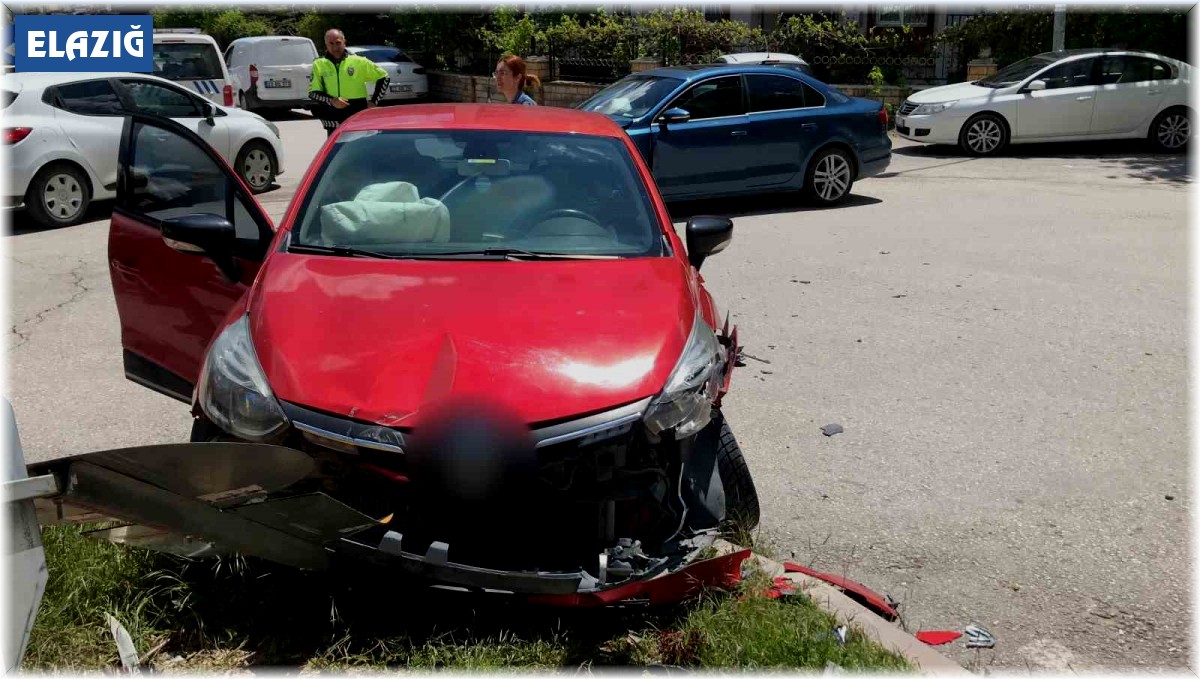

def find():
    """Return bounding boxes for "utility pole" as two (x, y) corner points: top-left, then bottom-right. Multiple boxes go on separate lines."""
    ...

(1053, 4), (1066, 51)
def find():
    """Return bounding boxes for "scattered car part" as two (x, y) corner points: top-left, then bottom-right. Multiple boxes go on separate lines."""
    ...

(915, 630), (963, 646)
(964, 624), (996, 649)
(783, 561), (900, 622)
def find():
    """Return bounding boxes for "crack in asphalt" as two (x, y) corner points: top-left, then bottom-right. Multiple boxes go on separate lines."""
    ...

(9, 258), (93, 352)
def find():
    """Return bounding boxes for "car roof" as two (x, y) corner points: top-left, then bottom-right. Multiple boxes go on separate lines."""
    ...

(1035, 47), (1176, 61)
(232, 35), (313, 43)
(720, 52), (806, 63)
(2, 71), (176, 90)
(341, 103), (628, 138)
(348, 45), (400, 51)
(153, 33), (219, 45)
(636, 63), (817, 80)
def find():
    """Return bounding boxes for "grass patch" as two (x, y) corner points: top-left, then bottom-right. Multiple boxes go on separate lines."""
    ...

(25, 525), (912, 672)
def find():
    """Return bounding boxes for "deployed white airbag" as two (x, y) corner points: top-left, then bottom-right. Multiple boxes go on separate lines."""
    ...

(320, 181), (451, 244)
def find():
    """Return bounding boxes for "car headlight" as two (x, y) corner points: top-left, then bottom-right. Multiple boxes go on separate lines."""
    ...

(197, 315), (289, 441)
(912, 101), (957, 116)
(643, 315), (725, 439)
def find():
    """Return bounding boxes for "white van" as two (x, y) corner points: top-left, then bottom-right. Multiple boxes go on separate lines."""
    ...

(225, 36), (319, 114)
(151, 29), (236, 107)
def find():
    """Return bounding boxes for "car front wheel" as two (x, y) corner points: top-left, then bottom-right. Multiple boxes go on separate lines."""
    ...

(1150, 107), (1191, 152)
(236, 141), (276, 194)
(707, 412), (760, 533)
(958, 113), (1008, 156)
(803, 147), (855, 206)
(25, 163), (91, 228)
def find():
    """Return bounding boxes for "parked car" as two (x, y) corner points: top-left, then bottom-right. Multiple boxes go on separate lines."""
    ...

(95, 103), (758, 594)
(345, 45), (429, 102)
(225, 35), (319, 114)
(152, 29), (236, 108)
(3, 72), (285, 227)
(577, 64), (891, 205)
(717, 51), (812, 75)
(896, 48), (1193, 155)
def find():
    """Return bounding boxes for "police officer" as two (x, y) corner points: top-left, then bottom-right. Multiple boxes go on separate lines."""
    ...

(308, 29), (390, 136)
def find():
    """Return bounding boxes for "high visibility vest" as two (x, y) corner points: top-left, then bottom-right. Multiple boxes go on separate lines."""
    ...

(309, 54), (387, 100)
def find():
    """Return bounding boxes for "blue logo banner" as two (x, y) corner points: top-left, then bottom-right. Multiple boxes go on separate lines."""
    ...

(14, 15), (153, 73)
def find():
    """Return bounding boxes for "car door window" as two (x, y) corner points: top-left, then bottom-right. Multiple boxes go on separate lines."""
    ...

(127, 120), (227, 221)
(53, 80), (124, 115)
(1098, 56), (1173, 84)
(671, 76), (745, 120)
(1036, 58), (1097, 89)
(746, 74), (807, 112)
(801, 82), (826, 107)
(121, 80), (202, 117)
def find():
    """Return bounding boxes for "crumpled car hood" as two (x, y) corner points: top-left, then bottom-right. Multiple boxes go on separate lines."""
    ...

(248, 254), (696, 427)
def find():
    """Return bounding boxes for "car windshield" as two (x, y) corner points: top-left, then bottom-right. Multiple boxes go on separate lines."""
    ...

(292, 130), (666, 258)
(357, 48), (410, 63)
(260, 41), (318, 65)
(977, 54), (1059, 87)
(153, 43), (223, 80)
(577, 75), (683, 119)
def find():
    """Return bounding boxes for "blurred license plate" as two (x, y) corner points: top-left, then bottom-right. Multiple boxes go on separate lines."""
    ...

(264, 79), (292, 89)
(390, 84), (412, 93)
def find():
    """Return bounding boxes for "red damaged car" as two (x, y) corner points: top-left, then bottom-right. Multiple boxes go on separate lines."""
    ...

(46, 104), (760, 600)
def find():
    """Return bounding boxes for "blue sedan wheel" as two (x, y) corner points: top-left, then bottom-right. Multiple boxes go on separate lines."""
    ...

(804, 148), (854, 205)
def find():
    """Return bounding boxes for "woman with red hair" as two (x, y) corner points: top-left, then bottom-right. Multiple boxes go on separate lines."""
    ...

(494, 55), (540, 106)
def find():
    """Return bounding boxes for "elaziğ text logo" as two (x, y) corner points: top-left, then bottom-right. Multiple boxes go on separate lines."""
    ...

(15, 15), (152, 73)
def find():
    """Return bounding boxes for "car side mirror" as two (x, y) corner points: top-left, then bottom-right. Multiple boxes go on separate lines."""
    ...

(203, 103), (216, 126)
(161, 213), (240, 282)
(1025, 79), (1047, 92)
(657, 107), (691, 126)
(685, 216), (733, 270)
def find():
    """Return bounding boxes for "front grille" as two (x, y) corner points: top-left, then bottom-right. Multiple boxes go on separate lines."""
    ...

(899, 101), (919, 116)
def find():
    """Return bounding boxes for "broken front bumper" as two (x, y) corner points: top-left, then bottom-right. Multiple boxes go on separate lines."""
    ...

(28, 440), (747, 605)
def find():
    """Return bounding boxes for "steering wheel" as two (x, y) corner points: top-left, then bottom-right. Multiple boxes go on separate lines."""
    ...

(535, 208), (603, 225)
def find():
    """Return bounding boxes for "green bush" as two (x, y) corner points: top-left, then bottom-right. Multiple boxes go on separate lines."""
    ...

(937, 7), (1190, 75)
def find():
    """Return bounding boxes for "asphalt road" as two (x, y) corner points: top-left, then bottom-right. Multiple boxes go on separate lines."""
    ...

(5, 111), (1190, 671)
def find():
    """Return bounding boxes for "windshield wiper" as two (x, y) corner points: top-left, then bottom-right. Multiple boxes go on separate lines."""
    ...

(288, 243), (399, 259)
(423, 248), (620, 260)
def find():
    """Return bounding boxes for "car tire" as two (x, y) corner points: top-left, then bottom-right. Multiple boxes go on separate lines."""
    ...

(710, 412), (760, 532)
(958, 113), (1008, 156)
(235, 141), (276, 194)
(25, 162), (92, 228)
(802, 147), (855, 206)
(1149, 107), (1191, 153)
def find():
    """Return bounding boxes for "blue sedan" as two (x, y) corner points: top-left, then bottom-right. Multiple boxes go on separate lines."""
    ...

(578, 64), (892, 205)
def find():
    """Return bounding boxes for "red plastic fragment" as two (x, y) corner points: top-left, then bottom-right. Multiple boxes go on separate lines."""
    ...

(916, 630), (962, 646)
(783, 561), (899, 622)
(529, 549), (751, 608)
(765, 576), (796, 599)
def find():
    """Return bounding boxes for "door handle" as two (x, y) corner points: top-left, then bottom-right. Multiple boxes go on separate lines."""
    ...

(801, 123), (818, 131)
(730, 130), (748, 136)
(1076, 95), (1093, 101)
(1148, 90), (1162, 95)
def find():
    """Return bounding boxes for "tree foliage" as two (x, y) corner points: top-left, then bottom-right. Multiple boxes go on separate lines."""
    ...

(938, 7), (1190, 71)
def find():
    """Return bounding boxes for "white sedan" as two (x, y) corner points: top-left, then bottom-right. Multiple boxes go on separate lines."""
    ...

(3, 72), (286, 228)
(896, 49), (1191, 155)
(345, 45), (429, 102)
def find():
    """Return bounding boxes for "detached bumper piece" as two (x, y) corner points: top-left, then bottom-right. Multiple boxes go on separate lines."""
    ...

(28, 441), (751, 607)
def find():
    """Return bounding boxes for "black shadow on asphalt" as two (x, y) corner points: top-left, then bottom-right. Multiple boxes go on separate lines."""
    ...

(892, 139), (1192, 185)
(6, 181), (285, 237)
(668, 192), (881, 222)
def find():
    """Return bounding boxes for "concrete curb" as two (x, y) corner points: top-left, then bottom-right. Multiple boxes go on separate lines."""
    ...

(714, 540), (967, 674)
